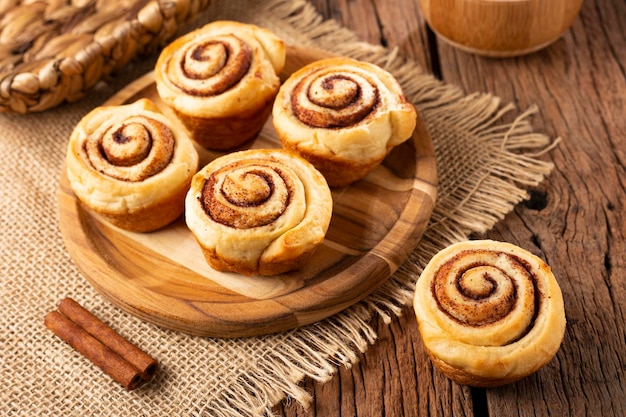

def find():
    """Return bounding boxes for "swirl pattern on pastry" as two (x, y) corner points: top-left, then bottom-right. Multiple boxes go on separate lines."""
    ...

(155, 20), (285, 118)
(82, 115), (175, 182)
(272, 57), (417, 186)
(186, 149), (333, 276)
(66, 99), (199, 232)
(413, 240), (566, 387)
(155, 21), (285, 150)
(202, 161), (294, 229)
(162, 33), (252, 98)
(290, 68), (380, 128)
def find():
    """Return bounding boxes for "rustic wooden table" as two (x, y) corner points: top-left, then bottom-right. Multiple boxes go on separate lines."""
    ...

(274, 0), (626, 416)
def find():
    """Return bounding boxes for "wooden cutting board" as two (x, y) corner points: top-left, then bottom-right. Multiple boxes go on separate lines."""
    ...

(57, 45), (438, 338)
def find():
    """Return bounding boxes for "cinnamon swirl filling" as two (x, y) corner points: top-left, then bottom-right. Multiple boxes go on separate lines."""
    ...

(291, 69), (380, 128)
(185, 149), (333, 276)
(165, 34), (252, 97)
(82, 115), (175, 182)
(413, 240), (566, 386)
(431, 249), (537, 345)
(200, 160), (295, 229)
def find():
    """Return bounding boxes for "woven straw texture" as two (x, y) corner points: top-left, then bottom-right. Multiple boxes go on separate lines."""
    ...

(0, 0), (212, 113)
(0, 0), (560, 415)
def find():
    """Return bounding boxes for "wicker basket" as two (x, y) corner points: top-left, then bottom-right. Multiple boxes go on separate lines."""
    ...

(0, 0), (213, 113)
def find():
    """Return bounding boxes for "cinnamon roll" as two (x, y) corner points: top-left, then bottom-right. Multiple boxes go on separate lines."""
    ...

(272, 57), (417, 187)
(66, 98), (199, 232)
(413, 240), (566, 387)
(185, 149), (333, 276)
(155, 20), (286, 150)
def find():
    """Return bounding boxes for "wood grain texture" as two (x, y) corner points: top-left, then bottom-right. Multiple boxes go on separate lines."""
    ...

(420, 0), (584, 57)
(276, 0), (626, 416)
(57, 45), (437, 338)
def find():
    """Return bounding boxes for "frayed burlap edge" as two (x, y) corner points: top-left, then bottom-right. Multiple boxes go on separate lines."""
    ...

(190, 0), (562, 416)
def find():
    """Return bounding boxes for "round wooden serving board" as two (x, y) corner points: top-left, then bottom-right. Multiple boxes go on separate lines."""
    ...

(57, 45), (438, 338)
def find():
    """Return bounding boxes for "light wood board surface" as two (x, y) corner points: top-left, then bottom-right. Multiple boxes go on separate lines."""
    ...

(57, 45), (438, 338)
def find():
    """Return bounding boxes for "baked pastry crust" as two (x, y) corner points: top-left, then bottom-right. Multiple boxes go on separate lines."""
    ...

(272, 57), (417, 187)
(185, 149), (333, 276)
(66, 98), (199, 232)
(155, 20), (286, 150)
(413, 240), (566, 387)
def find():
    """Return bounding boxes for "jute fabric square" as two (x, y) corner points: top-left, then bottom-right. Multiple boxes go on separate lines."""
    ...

(0, 0), (559, 415)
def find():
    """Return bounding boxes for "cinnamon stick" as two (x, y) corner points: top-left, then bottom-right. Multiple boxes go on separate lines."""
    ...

(44, 298), (158, 390)
(57, 297), (157, 380)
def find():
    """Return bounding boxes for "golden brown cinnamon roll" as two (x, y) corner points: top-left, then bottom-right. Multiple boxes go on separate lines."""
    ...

(272, 57), (417, 187)
(185, 149), (333, 276)
(66, 98), (199, 232)
(155, 20), (286, 150)
(413, 240), (566, 387)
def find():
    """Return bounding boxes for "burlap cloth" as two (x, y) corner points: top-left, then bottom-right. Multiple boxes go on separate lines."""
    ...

(0, 0), (559, 415)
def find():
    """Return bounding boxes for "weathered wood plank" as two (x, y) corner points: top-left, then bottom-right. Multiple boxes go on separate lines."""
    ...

(307, 0), (433, 69)
(277, 0), (626, 416)
(433, 0), (626, 416)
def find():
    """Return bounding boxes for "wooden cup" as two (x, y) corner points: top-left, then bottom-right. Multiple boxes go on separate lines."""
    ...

(420, 0), (584, 57)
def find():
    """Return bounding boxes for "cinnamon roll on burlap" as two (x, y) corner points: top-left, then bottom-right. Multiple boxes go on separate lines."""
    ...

(155, 20), (285, 150)
(66, 99), (199, 232)
(413, 240), (566, 387)
(185, 149), (333, 276)
(272, 57), (417, 187)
